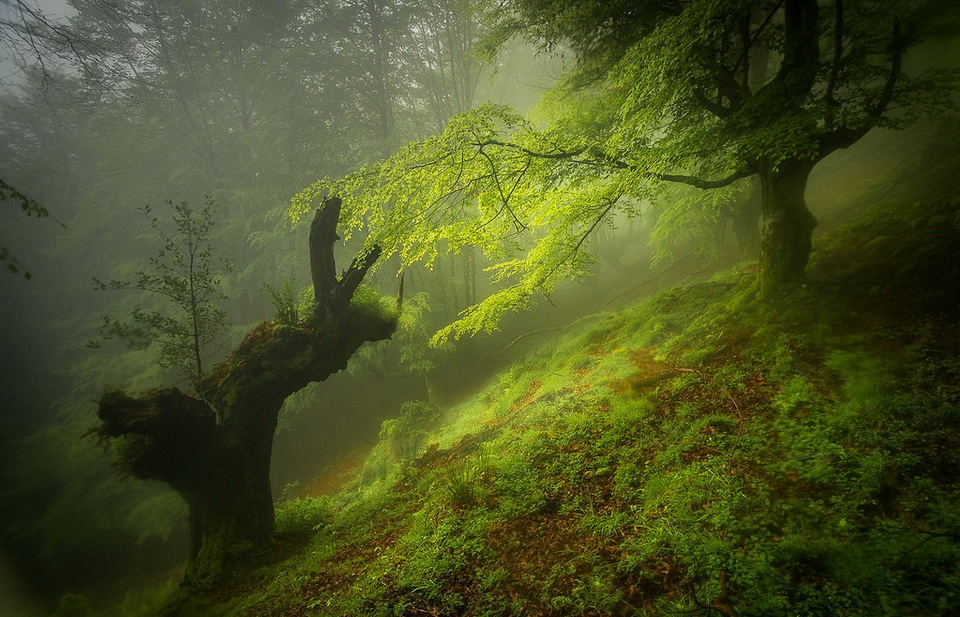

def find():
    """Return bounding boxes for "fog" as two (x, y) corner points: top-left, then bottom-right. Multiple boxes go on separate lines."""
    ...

(0, 1), (564, 609)
(0, 1), (958, 615)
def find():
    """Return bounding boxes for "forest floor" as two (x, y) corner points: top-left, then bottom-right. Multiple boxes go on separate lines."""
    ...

(60, 121), (959, 616)
(116, 185), (960, 617)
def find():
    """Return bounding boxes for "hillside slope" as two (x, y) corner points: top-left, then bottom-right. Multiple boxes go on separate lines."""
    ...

(123, 195), (960, 617)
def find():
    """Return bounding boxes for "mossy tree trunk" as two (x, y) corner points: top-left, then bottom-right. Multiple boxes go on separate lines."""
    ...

(756, 158), (818, 295)
(749, 0), (897, 295)
(94, 197), (397, 589)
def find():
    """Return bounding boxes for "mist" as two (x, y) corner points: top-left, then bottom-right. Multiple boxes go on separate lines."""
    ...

(1, 1), (959, 615)
(0, 0), (560, 607)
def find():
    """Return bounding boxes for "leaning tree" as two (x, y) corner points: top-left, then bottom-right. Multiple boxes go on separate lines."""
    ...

(93, 197), (397, 587)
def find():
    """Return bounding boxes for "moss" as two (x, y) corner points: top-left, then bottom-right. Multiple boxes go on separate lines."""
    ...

(100, 196), (960, 617)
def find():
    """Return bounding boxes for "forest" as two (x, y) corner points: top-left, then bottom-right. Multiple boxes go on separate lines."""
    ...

(1, 0), (959, 616)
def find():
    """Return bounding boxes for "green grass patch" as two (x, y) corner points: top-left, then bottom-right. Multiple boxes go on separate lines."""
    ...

(97, 196), (960, 616)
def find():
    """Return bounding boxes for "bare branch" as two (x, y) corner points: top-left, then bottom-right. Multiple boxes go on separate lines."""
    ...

(331, 245), (382, 311)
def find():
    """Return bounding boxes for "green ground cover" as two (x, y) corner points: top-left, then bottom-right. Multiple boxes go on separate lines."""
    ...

(84, 196), (960, 617)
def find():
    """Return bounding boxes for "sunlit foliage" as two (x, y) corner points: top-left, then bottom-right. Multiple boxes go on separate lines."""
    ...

(292, 104), (657, 342)
(295, 0), (959, 333)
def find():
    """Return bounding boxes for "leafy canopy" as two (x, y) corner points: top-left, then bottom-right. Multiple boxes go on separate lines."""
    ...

(291, 104), (659, 343)
(293, 0), (959, 341)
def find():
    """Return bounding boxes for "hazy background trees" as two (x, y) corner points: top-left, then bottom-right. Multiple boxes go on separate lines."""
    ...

(0, 0), (552, 604)
(2, 0), (956, 610)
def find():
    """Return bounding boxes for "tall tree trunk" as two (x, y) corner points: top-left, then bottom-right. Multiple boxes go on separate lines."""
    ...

(757, 158), (817, 295)
(94, 198), (396, 589)
(180, 387), (280, 585)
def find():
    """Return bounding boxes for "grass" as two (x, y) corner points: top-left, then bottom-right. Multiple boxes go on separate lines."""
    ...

(83, 195), (960, 616)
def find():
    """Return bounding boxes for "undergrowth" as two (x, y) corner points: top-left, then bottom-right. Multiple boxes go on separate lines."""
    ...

(87, 197), (960, 616)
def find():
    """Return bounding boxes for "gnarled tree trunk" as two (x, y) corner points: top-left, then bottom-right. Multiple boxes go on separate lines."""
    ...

(94, 197), (396, 588)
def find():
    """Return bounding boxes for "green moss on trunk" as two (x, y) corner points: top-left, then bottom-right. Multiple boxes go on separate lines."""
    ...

(757, 158), (818, 296)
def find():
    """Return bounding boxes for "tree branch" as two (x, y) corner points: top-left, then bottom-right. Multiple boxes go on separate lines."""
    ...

(818, 16), (902, 158)
(471, 139), (754, 190)
(823, 0), (844, 129)
(309, 196), (341, 307)
(817, 125), (868, 159)
(693, 86), (733, 118)
(472, 139), (587, 161)
(478, 147), (529, 231)
(309, 196), (387, 313)
(331, 245), (382, 311)
(657, 167), (755, 189)
(728, 0), (784, 97)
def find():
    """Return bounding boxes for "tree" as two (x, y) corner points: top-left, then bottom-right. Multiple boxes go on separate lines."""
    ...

(486, 0), (959, 294)
(1, 177), (58, 278)
(93, 199), (230, 382)
(0, 0), (487, 596)
(92, 197), (397, 588)
(297, 0), (958, 330)
(0, 0), (123, 97)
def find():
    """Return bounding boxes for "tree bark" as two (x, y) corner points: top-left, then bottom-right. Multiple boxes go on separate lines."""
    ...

(757, 158), (817, 295)
(94, 197), (396, 589)
(749, 0), (820, 295)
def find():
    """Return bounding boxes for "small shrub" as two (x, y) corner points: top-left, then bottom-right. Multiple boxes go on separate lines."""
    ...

(381, 400), (441, 463)
(275, 495), (330, 534)
(261, 277), (302, 325)
(443, 456), (486, 507)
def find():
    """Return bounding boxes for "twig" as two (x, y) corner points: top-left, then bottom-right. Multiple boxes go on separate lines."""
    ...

(495, 314), (603, 357)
